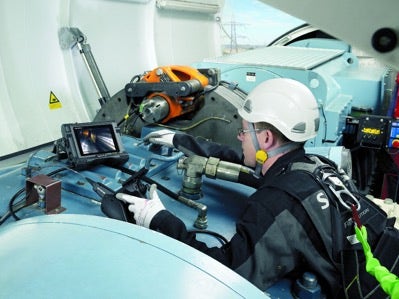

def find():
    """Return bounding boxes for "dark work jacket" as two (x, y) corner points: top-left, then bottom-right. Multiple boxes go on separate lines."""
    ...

(150, 134), (341, 297)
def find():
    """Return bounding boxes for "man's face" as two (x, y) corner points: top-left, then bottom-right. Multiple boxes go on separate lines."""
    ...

(237, 120), (257, 167)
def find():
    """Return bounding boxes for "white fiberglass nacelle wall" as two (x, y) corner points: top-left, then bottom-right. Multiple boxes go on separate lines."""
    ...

(0, 0), (222, 157)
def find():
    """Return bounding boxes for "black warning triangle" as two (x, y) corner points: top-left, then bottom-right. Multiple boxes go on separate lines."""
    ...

(49, 91), (60, 104)
(49, 91), (62, 109)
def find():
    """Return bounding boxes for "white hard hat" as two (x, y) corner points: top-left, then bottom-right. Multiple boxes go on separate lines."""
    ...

(238, 78), (320, 142)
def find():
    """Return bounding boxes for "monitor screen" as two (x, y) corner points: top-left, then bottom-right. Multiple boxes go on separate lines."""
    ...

(60, 121), (129, 169)
(73, 124), (119, 156)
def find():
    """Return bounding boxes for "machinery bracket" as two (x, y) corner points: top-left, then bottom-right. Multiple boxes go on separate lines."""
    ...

(26, 174), (65, 214)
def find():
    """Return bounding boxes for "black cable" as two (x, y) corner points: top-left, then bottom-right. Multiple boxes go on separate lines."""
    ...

(116, 166), (180, 200)
(8, 188), (26, 221)
(115, 166), (230, 246)
(0, 187), (26, 224)
(2, 162), (228, 251)
(189, 229), (228, 246)
(5, 162), (230, 244)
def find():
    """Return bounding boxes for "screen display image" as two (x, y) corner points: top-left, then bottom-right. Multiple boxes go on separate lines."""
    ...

(73, 125), (119, 156)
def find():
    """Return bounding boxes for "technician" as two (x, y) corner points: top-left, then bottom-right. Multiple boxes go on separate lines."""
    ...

(116, 78), (346, 297)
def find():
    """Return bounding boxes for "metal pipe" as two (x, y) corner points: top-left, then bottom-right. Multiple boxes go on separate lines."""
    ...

(177, 155), (255, 197)
(140, 172), (208, 229)
(77, 42), (111, 106)
(176, 195), (208, 229)
(58, 27), (110, 106)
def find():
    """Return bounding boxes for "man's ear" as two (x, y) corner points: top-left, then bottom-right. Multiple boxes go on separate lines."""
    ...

(259, 129), (274, 149)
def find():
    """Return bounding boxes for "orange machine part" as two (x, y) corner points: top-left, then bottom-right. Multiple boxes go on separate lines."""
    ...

(142, 65), (208, 123)
(142, 65), (209, 87)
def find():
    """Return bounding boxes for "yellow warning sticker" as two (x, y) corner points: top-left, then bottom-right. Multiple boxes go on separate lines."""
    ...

(49, 91), (62, 110)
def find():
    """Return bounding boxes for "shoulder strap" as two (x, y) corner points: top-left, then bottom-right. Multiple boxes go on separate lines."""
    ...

(284, 155), (392, 298)
(289, 155), (387, 239)
(283, 155), (387, 259)
(268, 156), (344, 265)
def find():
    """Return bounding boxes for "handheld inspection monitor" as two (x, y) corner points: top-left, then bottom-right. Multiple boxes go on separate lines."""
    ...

(60, 121), (129, 169)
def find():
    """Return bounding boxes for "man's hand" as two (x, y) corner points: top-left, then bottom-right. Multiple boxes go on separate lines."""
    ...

(143, 129), (175, 147)
(116, 184), (165, 228)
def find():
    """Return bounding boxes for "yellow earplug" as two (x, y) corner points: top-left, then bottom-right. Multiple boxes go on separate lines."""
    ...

(256, 150), (268, 164)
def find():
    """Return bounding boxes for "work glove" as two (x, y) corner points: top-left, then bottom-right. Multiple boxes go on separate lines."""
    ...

(116, 184), (165, 228)
(143, 129), (175, 147)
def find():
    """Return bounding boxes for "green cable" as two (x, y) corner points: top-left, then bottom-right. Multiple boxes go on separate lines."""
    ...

(355, 225), (399, 298)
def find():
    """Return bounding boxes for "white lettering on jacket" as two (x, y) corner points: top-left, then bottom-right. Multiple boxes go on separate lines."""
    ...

(317, 191), (329, 210)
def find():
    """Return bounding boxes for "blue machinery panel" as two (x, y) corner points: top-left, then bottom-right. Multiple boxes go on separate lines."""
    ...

(194, 45), (389, 147)
(0, 215), (267, 298)
(0, 135), (285, 298)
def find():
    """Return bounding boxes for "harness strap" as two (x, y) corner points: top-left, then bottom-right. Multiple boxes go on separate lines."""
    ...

(285, 155), (390, 298)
